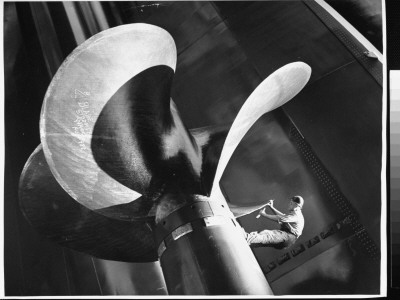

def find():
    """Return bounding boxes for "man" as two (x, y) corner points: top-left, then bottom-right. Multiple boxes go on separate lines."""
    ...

(245, 196), (305, 249)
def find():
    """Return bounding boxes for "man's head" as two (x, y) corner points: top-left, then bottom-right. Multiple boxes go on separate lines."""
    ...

(289, 195), (304, 210)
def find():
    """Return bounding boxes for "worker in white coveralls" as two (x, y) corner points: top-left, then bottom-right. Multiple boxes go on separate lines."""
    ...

(245, 196), (305, 249)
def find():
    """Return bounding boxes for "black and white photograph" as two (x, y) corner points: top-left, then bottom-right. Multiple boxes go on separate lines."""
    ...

(2, 0), (387, 297)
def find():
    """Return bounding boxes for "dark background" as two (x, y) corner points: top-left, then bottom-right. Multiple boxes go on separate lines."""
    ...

(387, 0), (400, 70)
(3, 1), (384, 296)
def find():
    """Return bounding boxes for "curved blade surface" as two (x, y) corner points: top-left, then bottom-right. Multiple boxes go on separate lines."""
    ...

(40, 24), (178, 212)
(210, 62), (312, 203)
(92, 65), (202, 200)
(19, 145), (158, 262)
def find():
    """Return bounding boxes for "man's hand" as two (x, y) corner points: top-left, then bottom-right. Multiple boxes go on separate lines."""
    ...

(256, 207), (266, 219)
(266, 199), (274, 207)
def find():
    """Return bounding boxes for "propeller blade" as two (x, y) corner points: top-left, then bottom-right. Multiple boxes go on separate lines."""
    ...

(40, 24), (202, 217)
(19, 145), (158, 262)
(210, 62), (312, 203)
(91, 65), (202, 200)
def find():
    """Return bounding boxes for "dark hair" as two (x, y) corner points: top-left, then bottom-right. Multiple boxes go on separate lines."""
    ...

(291, 196), (301, 204)
(291, 196), (304, 208)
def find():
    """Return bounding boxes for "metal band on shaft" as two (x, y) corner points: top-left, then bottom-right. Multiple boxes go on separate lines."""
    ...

(155, 200), (239, 257)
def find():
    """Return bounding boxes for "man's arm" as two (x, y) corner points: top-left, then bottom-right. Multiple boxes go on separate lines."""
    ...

(268, 205), (285, 217)
(259, 210), (281, 222)
(257, 200), (287, 223)
(263, 200), (285, 217)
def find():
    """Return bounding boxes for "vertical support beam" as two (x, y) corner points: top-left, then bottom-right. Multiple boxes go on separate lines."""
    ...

(62, 2), (87, 45)
(88, 2), (109, 32)
(29, 2), (64, 77)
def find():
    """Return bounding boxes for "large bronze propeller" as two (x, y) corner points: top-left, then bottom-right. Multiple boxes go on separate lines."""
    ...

(19, 24), (311, 294)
